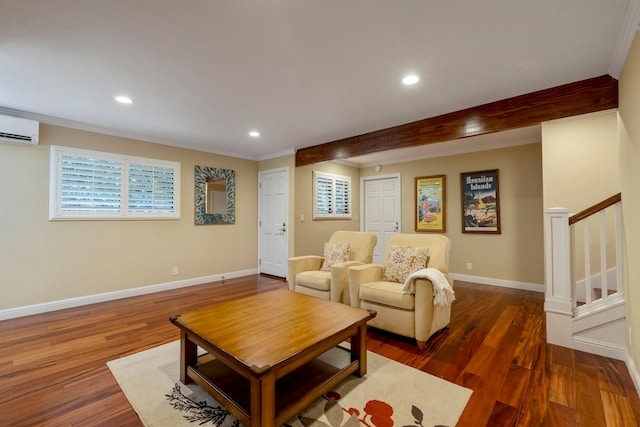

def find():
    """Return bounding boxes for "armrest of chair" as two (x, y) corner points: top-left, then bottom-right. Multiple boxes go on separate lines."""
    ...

(330, 260), (364, 304)
(287, 256), (324, 290)
(412, 273), (453, 306)
(413, 273), (453, 342)
(347, 264), (384, 307)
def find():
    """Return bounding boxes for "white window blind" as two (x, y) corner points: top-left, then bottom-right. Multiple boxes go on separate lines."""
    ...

(60, 154), (122, 212)
(313, 170), (352, 219)
(50, 146), (180, 220)
(128, 163), (176, 213)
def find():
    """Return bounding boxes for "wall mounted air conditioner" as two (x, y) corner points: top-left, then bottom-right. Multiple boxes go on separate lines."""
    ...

(0, 114), (39, 145)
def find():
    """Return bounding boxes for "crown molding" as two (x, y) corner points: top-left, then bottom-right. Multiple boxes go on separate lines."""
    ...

(0, 106), (257, 161)
(609, 0), (640, 78)
(257, 148), (295, 162)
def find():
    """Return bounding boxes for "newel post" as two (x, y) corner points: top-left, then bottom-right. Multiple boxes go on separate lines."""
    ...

(544, 208), (573, 347)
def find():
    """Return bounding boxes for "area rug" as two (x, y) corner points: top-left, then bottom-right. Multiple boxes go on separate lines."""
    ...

(107, 341), (472, 427)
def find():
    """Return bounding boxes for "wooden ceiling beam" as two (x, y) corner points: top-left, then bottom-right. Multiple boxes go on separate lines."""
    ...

(295, 74), (618, 166)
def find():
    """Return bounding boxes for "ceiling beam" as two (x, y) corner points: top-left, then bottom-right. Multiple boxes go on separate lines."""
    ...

(295, 75), (618, 167)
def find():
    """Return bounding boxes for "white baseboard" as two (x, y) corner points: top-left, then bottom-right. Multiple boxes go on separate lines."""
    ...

(0, 268), (258, 321)
(449, 273), (544, 293)
(626, 351), (640, 397)
(572, 335), (626, 360)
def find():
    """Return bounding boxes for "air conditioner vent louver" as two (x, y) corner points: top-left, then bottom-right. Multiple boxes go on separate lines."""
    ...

(0, 132), (33, 142)
(0, 115), (39, 145)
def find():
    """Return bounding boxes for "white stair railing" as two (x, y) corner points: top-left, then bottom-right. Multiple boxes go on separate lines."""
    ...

(569, 193), (623, 314)
(544, 193), (624, 354)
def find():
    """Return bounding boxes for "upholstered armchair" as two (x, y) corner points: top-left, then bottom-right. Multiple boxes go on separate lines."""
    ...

(348, 234), (453, 349)
(288, 231), (377, 304)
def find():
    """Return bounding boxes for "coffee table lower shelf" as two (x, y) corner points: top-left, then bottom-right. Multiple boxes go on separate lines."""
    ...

(186, 346), (356, 426)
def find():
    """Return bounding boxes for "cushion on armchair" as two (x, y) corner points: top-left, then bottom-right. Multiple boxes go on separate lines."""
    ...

(359, 281), (416, 309)
(320, 242), (350, 271)
(382, 245), (429, 283)
(296, 270), (332, 291)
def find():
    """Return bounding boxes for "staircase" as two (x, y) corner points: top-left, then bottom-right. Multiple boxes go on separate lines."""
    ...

(544, 193), (626, 360)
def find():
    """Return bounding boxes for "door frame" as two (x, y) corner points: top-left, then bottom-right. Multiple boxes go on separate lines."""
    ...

(257, 166), (290, 277)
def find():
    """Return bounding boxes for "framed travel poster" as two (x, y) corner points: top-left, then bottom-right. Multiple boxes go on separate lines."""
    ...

(460, 169), (501, 234)
(415, 175), (446, 232)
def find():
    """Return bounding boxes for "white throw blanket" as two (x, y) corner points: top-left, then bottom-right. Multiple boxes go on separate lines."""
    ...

(402, 267), (456, 306)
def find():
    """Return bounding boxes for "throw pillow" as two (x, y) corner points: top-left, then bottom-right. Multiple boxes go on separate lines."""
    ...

(320, 242), (351, 271)
(383, 245), (429, 283)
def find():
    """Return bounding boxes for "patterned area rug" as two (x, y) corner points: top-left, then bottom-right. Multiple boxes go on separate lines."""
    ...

(107, 341), (472, 427)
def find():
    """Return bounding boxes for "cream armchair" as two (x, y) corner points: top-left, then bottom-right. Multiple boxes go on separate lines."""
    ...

(348, 234), (452, 349)
(288, 231), (377, 304)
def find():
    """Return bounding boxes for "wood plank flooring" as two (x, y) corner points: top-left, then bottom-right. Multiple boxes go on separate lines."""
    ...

(1, 275), (638, 426)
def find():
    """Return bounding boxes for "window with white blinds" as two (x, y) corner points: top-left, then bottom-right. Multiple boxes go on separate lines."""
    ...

(312, 170), (352, 219)
(49, 146), (180, 220)
(128, 163), (176, 213)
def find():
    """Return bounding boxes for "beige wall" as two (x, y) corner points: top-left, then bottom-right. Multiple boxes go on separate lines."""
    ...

(0, 124), (259, 310)
(619, 32), (640, 369)
(541, 110), (620, 210)
(541, 110), (621, 278)
(362, 143), (544, 284)
(293, 162), (361, 256)
(292, 143), (544, 285)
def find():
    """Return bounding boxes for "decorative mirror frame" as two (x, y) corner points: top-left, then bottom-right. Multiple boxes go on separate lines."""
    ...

(194, 166), (235, 224)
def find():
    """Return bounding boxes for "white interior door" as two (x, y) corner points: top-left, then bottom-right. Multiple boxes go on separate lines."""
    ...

(361, 174), (401, 264)
(258, 168), (288, 277)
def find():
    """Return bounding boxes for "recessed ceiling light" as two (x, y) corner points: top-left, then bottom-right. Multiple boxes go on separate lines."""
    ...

(115, 95), (133, 104)
(402, 75), (420, 85)
(249, 130), (260, 138)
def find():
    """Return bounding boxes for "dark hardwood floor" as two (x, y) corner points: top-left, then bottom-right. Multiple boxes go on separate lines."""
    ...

(1, 275), (639, 426)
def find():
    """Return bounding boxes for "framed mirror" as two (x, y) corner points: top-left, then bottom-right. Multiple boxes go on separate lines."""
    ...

(194, 166), (235, 224)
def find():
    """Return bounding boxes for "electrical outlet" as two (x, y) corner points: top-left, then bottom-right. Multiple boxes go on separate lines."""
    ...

(466, 262), (472, 270)
(172, 267), (179, 276)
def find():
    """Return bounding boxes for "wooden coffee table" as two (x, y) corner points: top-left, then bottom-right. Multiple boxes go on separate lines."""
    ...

(169, 289), (374, 427)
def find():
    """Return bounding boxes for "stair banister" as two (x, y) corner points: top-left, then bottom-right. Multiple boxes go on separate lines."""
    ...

(569, 193), (623, 307)
(545, 193), (625, 359)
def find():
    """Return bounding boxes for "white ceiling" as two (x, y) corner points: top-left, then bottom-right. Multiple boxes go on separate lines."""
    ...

(0, 1), (637, 165)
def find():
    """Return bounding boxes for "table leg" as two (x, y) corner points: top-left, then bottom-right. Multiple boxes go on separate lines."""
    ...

(180, 331), (197, 384)
(249, 372), (276, 427)
(351, 322), (368, 377)
(261, 372), (276, 427)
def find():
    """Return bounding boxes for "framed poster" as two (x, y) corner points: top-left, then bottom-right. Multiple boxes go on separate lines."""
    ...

(460, 169), (501, 234)
(415, 175), (446, 232)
